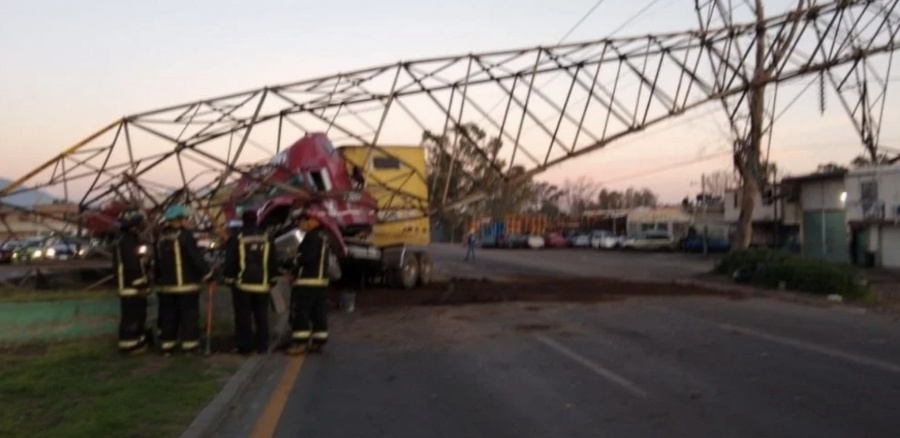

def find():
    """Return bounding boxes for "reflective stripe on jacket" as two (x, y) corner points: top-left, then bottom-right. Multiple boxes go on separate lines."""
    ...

(291, 227), (329, 287)
(223, 227), (279, 293)
(154, 228), (211, 293)
(114, 231), (148, 296)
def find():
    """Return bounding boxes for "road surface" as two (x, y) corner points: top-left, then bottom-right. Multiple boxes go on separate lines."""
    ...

(210, 245), (900, 438)
(428, 243), (719, 282)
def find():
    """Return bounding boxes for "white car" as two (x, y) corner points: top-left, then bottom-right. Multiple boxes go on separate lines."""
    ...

(621, 232), (678, 251)
(526, 235), (546, 249)
(570, 234), (591, 248)
(590, 230), (623, 249)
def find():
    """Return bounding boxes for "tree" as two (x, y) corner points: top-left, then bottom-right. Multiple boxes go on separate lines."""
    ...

(561, 176), (601, 216)
(703, 170), (740, 199)
(636, 188), (658, 208)
(816, 162), (848, 174)
(732, 0), (799, 250)
(596, 187), (658, 209)
(851, 153), (892, 167)
(424, 123), (533, 223)
(529, 182), (564, 217)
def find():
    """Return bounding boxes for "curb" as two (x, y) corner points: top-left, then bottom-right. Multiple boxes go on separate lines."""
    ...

(180, 280), (293, 438)
(179, 354), (271, 438)
(673, 278), (900, 318)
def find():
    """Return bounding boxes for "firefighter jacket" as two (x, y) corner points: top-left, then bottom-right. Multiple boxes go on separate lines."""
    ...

(113, 230), (149, 296)
(222, 226), (279, 293)
(154, 227), (212, 293)
(291, 226), (330, 287)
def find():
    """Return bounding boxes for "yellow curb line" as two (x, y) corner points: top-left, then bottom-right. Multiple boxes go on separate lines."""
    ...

(250, 355), (306, 438)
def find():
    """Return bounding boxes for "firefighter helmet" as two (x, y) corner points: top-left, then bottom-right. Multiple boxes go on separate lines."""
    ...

(164, 204), (190, 221)
(117, 209), (145, 229)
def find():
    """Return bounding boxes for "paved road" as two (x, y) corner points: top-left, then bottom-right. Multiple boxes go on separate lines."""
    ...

(209, 245), (900, 438)
(427, 243), (718, 282)
(216, 296), (900, 438)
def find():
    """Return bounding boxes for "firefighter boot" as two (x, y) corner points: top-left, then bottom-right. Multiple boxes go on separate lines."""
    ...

(286, 342), (307, 356)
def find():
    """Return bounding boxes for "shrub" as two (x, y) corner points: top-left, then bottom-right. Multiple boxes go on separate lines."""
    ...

(716, 249), (868, 299)
(714, 248), (793, 275)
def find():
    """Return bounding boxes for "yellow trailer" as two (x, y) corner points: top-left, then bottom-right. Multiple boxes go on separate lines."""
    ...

(338, 145), (430, 248)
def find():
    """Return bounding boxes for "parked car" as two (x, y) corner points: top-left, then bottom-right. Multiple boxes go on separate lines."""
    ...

(504, 234), (529, 249)
(0, 241), (25, 264)
(11, 239), (46, 264)
(681, 235), (731, 253)
(590, 230), (623, 249)
(621, 231), (678, 251)
(570, 233), (591, 248)
(543, 232), (568, 248)
(526, 235), (546, 249)
(42, 242), (85, 261)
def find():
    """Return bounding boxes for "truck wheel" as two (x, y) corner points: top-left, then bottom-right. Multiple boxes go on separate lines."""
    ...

(415, 251), (433, 287)
(392, 254), (419, 289)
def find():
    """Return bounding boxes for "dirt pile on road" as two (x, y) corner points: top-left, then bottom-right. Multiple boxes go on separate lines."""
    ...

(331, 276), (735, 309)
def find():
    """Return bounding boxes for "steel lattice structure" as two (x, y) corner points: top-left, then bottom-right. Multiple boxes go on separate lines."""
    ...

(1, 0), (898, 240)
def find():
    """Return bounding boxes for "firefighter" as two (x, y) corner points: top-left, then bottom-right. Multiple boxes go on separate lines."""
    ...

(286, 208), (331, 355)
(154, 204), (213, 356)
(223, 210), (279, 355)
(113, 208), (150, 354)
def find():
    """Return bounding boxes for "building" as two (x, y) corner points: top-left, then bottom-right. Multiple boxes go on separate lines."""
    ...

(581, 209), (629, 235)
(723, 187), (800, 247)
(844, 164), (900, 269)
(781, 170), (848, 263)
(685, 198), (731, 242)
(625, 206), (694, 237)
(0, 202), (80, 241)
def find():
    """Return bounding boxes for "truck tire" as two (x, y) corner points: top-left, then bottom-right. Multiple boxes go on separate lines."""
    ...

(391, 253), (419, 289)
(415, 251), (433, 287)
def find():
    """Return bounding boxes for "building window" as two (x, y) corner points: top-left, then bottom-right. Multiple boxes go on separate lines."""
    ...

(860, 180), (881, 219)
(373, 157), (401, 170)
(860, 180), (878, 202)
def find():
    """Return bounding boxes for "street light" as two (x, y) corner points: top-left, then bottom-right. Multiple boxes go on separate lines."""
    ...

(840, 191), (848, 203)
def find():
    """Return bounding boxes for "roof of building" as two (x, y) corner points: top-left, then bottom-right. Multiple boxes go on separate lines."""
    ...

(781, 169), (846, 184)
(846, 163), (900, 177)
(626, 207), (693, 223)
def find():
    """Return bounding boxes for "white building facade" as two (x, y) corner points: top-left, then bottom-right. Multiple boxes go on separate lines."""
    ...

(844, 164), (900, 269)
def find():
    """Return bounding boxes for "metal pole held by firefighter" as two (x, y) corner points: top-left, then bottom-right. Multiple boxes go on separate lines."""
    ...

(205, 282), (215, 356)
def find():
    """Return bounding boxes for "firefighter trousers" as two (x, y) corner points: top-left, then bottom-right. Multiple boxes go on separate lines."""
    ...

(118, 295), (148, 352)
(232, 288), (269, 353)
(290, 286), (328, 347)
(158, 292), (201, 353)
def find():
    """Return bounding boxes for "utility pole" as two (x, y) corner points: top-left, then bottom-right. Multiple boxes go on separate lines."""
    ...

(701, 173), (709, 257)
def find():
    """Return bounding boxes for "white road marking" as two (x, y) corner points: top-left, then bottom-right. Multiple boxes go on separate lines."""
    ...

(648, 304), (900, 375)
(720, 323), (900, 375)
(533, 333), (648, 398)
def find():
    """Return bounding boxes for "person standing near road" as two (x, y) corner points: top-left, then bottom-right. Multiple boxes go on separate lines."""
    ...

(464, 231), (477, 262)
(286, 208), (331, 355)
(113, 208), (151, 354)
(223, 210), (279, 355)
(154, 204), (214, 356)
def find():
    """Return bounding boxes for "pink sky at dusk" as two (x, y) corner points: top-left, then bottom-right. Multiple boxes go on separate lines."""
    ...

(2, 0), (897, 205)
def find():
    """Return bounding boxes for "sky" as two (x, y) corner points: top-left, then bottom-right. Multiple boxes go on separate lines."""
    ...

(1, 0), (898, 204)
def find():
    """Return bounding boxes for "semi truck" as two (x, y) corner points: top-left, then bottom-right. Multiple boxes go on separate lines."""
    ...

(222, 133), (433, 289)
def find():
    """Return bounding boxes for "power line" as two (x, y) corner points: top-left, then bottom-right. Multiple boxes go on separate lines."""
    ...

(477, 0), (664, 126)
(558, 0), (608, 45)
(607, 0), (666, 36)
(597, 149), (733, 185)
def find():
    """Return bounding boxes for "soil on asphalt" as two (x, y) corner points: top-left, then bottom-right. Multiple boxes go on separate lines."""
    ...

(330, 276), (739, 310)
